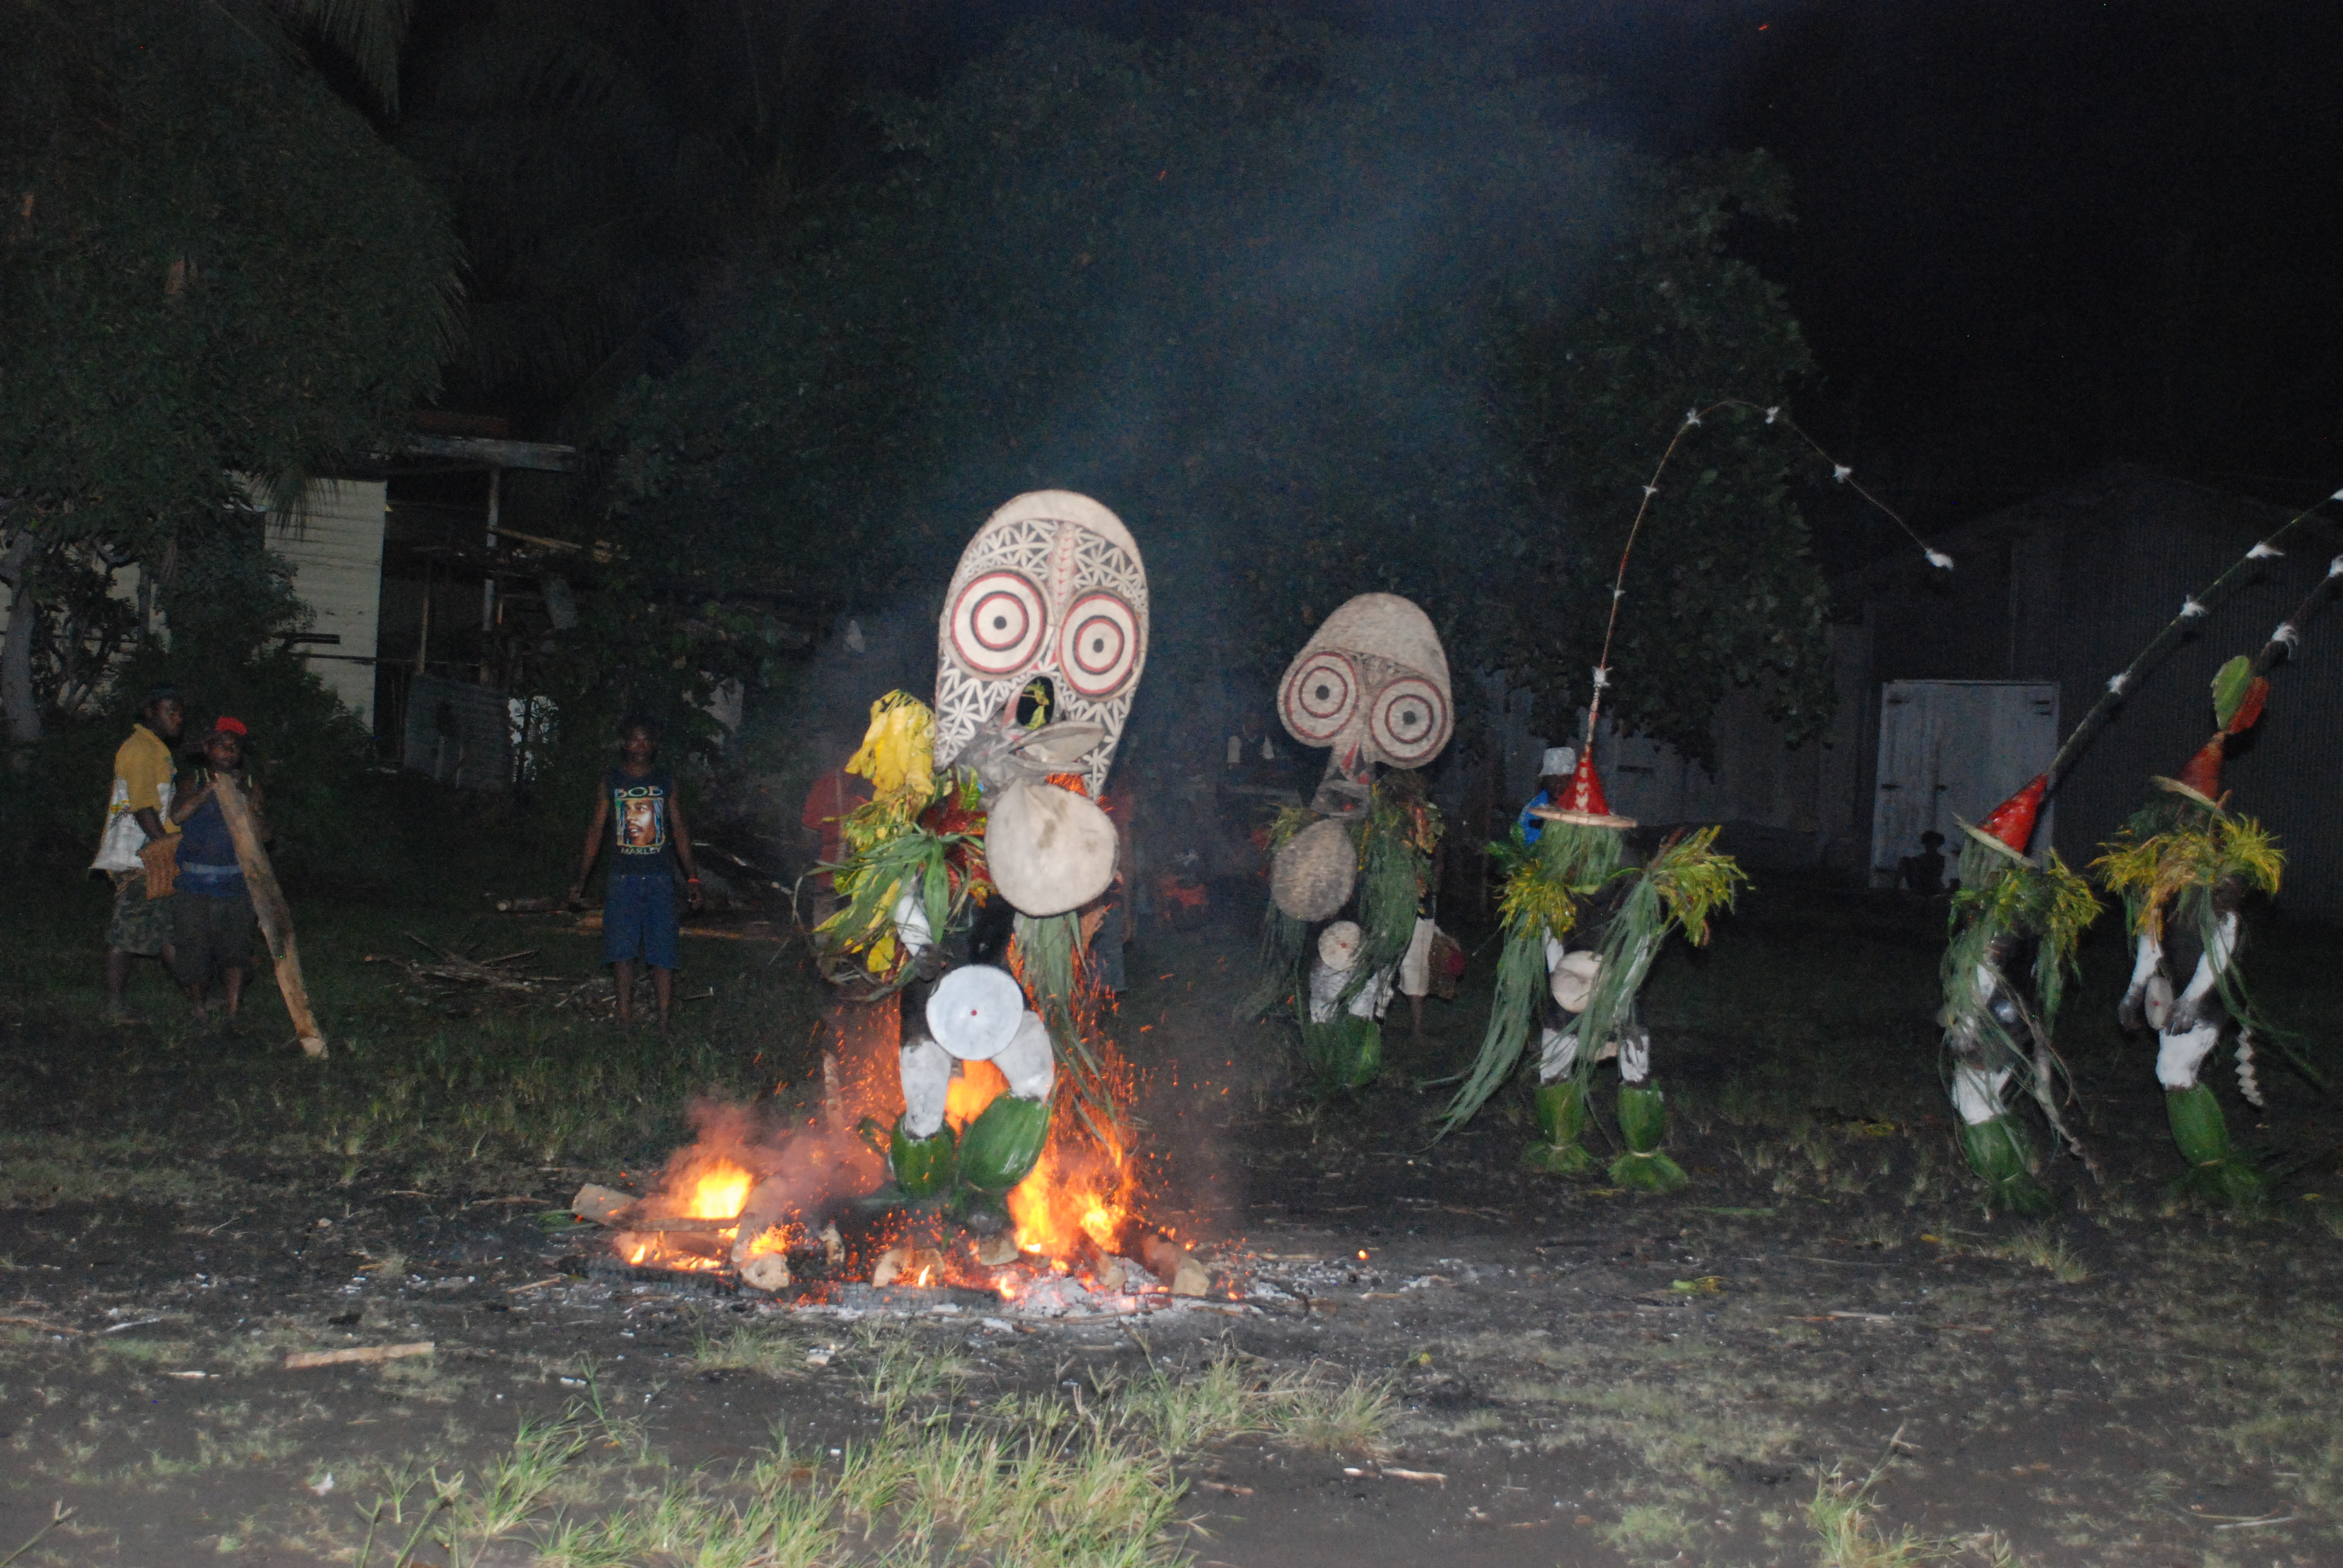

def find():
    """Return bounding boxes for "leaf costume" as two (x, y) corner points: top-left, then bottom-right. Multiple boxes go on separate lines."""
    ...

(1929, 518), (2339, 1210)
(1438, 746), (1743, 1188)
(2093, 582), (2337, 1204)
(1933, 777), (2099, 1215)
(814, 492), (1147, 1210)
(1254, 595), (1455, 1092)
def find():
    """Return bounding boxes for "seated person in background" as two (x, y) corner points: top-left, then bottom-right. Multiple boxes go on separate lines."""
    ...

(1898, 830), (1948, 897)
(1518, 746), (1576, 844)
(168, 717), (265, 1029)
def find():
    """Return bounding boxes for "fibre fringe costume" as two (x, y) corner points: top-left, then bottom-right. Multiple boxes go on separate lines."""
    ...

(1934, 776), (2100, 1215)
(1440, 745), (1743, 1189)
(814, 492), (1147, 1212)
(2095, 628), (2326, 1206)
(1933, 540), (2337, 1211)
(1252, 594), (1452, 1091)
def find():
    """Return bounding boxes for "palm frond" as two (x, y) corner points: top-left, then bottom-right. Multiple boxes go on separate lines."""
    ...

(1642, 826), (1746, 946)
(271, 0), (413, 112)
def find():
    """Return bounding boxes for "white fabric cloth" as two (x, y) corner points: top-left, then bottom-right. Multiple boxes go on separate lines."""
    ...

(891, 889), (933, 958)
(1950, 1063), (2011, 1125)
(1539, 746), (1575, 778)
(995, 1011), (1057, 1101)
(898, 1037), (952, 1138)
(1538, 1028), (1578, 1083)
(1308, 957), (1392, 1023)
(1616, 1030), (1651, 1084)
(1397, 917), (1437, 998)
(91, 777), (172, 874)
(2156, 1025), (2222, 1089)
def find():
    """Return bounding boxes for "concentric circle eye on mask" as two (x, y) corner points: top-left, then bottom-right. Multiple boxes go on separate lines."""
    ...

(1369, 676), (1448, 763)
(1058, 592), (1139, 696)
(949, 570), (1046, 675)
(1280, 650), (1360, 743)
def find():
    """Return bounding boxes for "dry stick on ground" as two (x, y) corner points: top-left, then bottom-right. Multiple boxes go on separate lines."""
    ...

(212, 774), (325, 1057)
(284, 1342), (433, 1369)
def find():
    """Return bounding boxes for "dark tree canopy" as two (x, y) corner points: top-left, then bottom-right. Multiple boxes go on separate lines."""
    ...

(613, 18), (1825, 756)
(0, 0), (459, 547)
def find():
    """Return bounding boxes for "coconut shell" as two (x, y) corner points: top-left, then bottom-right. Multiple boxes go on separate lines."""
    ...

(984, 780), (1117, 916)
(1272, 817), (1357, 922)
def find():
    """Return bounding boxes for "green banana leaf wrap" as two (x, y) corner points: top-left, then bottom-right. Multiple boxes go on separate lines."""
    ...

(1434, 819), (1625, 1136)
(958, 1094), (1052, 1194)
(1955, 1115), (2054, 1217)
(1522, 1080), (1595, 1174)
(890, 1118), (957, 1198)
(1608, 1082), (1688, 1192)
(1300, 1013), (1382, 1093)
(2164, 1083), (2266, 1206)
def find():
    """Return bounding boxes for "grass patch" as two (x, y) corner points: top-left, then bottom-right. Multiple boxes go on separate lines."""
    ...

(694, 1323), (810, 1380)
(1982, 1224), (2091, 1283)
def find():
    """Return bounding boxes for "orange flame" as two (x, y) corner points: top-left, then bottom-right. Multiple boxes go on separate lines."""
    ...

(945, 1060), (1009, 1131)
(681, 1158), (752, 1220)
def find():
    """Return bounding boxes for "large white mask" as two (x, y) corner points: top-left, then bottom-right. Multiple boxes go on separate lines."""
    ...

(935, 491), (1148, 797)
(1277, 593), (1452, 792)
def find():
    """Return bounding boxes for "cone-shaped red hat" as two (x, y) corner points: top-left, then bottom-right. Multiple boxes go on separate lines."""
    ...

(2176, 736), (2225, 799)
(1558, 746), (1611, 817)
(1976, 774), (2046, 854)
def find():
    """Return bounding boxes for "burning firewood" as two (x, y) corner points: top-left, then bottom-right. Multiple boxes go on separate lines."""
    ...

(870, 1241), (950, 1289)
(570, 1184), (638, 1226)
(1138, 1233), (1211, 1298)
(739, 1254), (791, 1292)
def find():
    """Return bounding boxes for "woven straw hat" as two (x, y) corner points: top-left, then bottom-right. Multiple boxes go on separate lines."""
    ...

(1272, 817), (1357, 922)
(926, 964), (1026, 1061)
(985, 780), (1117, 916)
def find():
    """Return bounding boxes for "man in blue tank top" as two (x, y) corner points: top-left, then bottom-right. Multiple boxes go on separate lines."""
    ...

(167, 717), (266, 1028)
(567, 715), (703, 1033)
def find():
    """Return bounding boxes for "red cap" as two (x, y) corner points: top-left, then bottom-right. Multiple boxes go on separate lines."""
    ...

(212, 716), (248, 737)
(1976, 774), (2046, 854)
(1557, 746), (1611, 817)
(2176, 735), (2224, 799)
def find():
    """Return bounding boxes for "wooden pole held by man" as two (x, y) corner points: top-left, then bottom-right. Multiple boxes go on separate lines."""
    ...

(212, 774), (326, 1057)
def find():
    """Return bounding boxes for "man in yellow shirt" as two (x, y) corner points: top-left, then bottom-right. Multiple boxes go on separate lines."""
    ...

(93, 687), (185, 1022)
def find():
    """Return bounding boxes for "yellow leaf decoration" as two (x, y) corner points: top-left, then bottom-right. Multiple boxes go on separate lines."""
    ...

(847, 691), (936, 803)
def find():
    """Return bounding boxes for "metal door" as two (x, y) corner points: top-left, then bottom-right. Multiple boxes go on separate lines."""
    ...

(1870, 681), (2060, 884)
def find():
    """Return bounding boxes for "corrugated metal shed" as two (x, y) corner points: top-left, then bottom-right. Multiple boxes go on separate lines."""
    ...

(1852, 466), (2343, 915)
(266, 480), (385, 724)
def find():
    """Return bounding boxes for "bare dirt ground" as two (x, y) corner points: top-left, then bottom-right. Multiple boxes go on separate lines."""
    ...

(1, 877), (2338, 1566)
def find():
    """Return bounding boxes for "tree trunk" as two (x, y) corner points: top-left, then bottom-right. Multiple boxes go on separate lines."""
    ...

(0, 532), (42, 746)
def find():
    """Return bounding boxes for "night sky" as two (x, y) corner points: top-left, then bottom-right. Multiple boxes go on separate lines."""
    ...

(405, 0), (2343, 547)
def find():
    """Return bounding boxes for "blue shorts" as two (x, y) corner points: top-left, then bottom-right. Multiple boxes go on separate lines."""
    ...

(603, 875), (679, 970)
